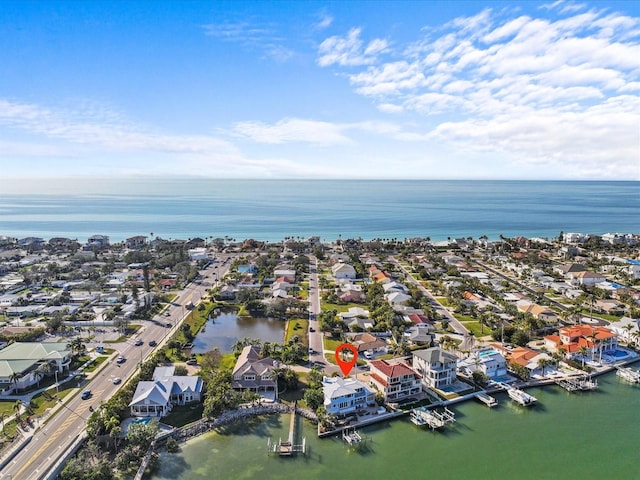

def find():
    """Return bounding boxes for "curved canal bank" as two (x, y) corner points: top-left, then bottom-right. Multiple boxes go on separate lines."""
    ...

(150, 370), (639, 480)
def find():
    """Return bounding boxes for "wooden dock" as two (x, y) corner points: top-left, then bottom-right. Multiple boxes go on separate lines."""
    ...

(475, 391), (498, 407)
(410, 407), (456, 430)
(555, 375), (598, 392)
(267, 402), (306, 456)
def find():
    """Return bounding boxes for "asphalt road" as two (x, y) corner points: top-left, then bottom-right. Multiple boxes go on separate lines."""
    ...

(1, 255), (236, 480)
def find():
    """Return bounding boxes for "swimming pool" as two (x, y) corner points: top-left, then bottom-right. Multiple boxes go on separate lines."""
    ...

(130, 417), (153, 426)
(609, 350), (630, 358)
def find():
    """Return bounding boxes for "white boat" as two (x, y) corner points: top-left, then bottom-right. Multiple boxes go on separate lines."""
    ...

(507, 388), (537, 406)
(616, 366), (640, 383)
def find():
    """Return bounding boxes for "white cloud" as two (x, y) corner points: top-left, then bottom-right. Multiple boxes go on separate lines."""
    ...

(316, 13), (333, 29)
(317, 28), (389, 67)
(231, 118), (352, 145)
(202, 21), (294, 62)
(317, 5), (640, 179)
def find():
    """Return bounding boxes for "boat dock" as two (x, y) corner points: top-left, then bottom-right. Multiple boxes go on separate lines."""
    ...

(555, 375), (598, 392)
(616, 366), (640, 383)
(474, 391), (498, 407)
(268, 401), (306, 456)
(342, 427), (363, 446)
(410, 407), (456, 430)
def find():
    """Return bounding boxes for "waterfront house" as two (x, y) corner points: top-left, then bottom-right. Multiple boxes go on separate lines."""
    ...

(493, 344), (555, 378)
(458, 348), (508, 380)
(544, 325), (618, 360)
(369, 359), (422, 403)
(129, 366), (203, 418)
(412, 347), (458, 390)
(322, 376), (376, 416)
(231, 346), (278, 401)
(0, 342), (71, 394)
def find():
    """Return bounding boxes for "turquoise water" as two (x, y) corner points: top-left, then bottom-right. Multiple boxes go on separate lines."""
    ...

(151, 371), (640, 480)
(1, 180), (638, 242)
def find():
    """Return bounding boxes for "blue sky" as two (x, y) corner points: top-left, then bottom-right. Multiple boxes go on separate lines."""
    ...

(0, 0), (638, 185)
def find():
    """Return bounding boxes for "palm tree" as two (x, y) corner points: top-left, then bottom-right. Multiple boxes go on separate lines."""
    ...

(579, 346), (588, 369)
(35, 362), (52, 387)
(537, 357), (552, 377)
(9, 372), (22, 393)
(13, 400), (22, 421)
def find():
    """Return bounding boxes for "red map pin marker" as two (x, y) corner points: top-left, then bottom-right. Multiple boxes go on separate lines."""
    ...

(335, 343), (358, 377)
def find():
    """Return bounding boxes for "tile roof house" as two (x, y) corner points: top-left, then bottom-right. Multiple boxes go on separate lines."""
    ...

(544, 325), (618, 359)
(493, 344), (554, 378)
(412, 347), (458, 390)
(369, 359), (422, 402)
(231, 346), (279, 401)
(129, 366), (203, 418)
(322, 376), (375, 416)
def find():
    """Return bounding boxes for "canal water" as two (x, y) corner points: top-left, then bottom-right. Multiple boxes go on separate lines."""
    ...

(151, 371), (639, 479)
(191, 309), (286, 354)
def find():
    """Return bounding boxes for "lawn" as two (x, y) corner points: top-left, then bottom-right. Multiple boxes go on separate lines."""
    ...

(285, 318), (309, 347)
(82, 355), (109, 373)
(436, 297), (452, 307)
(322, 302), (363, 313)
(460, 321), (491, 337)
(323, 338), (343, 352)
(161, 404), (204, 427)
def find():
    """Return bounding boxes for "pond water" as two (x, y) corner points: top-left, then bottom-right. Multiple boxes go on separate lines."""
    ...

(191, 309), (286, 354)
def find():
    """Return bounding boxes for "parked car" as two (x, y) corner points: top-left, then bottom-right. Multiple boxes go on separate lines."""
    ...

(149, 340), (157, 347)
(134, 338), (143, 346)
(112, 377), (122, 385)
(186, 358), (198, 366)
(81, 390), (92, 400)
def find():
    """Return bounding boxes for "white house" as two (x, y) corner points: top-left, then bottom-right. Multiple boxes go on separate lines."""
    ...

(412, 347), (458, 390)
(331, 263), (357, 280)
(608, 317), (639, 344)
(459, 348), (508, 380)
(382, 281), (409, 294)
(386, 291), (411, 305)
(129, 366), (203, 418)
(322, 376), (375, 416)
(188, 247), (208, 261)
(571, 271), (606, 286)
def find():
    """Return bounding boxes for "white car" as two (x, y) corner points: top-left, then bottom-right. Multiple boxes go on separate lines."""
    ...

(112, 377), (122, 385)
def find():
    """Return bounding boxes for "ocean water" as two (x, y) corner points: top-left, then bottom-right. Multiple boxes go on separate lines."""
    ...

(0, 179), (638, 242)
(150, 371), (640, 480)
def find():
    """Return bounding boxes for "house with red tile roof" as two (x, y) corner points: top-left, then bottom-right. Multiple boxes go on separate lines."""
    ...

(544, 325), (618, 360)
(368, 359), (422, 402)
